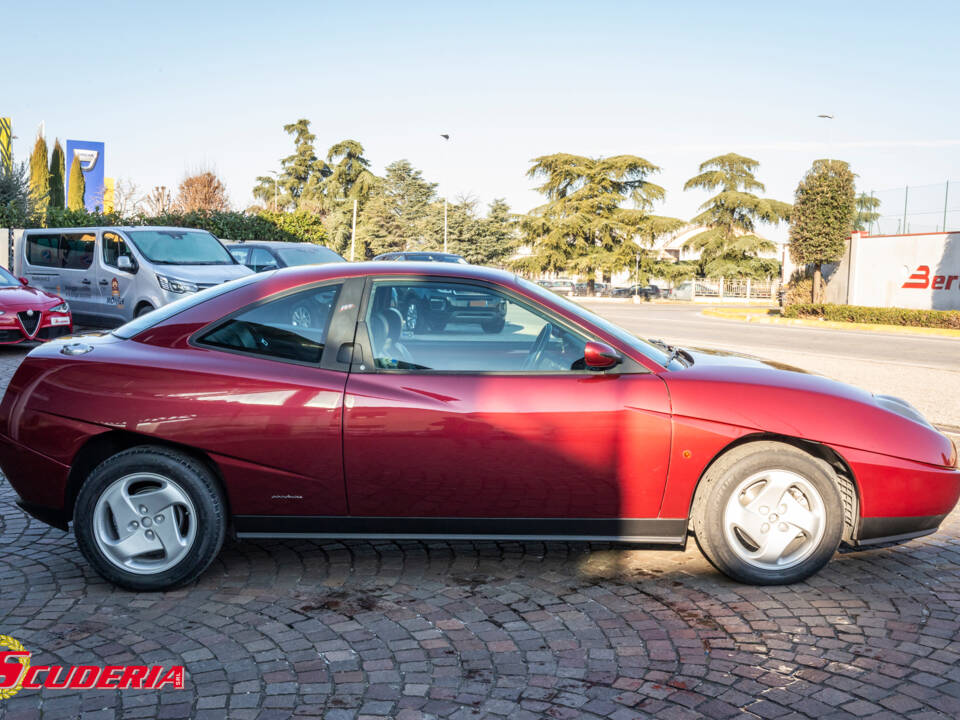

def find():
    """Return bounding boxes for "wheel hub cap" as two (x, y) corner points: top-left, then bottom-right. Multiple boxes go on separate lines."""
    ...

(722, 469), (826, 571)
(92, 473), (197, 575)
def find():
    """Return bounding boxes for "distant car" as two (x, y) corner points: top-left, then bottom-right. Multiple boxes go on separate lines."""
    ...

(537, 279), (575, 296)
(0, 265), (72, 343)
(373, 251), (468, 264)
(227, 241), (346, 272)
(613, 284), (661, 299)
(397, 281), (507, 334)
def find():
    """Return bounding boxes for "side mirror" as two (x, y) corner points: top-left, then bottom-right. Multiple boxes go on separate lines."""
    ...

(117, 255), (133, 271)
(18, 277), (29, 286)
(584, 341), (621, 370)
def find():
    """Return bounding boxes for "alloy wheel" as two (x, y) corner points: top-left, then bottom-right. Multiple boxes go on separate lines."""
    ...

(92, 473), (197, 575)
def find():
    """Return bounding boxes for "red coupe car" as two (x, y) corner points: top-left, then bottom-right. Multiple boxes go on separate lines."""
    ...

(0, 265), (72, 343)
(0, 263), (956, 591)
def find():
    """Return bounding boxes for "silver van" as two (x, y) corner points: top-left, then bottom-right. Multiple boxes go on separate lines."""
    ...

(16, 226), (253, 323)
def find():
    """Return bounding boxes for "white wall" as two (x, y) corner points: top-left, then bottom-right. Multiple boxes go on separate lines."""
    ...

(847, 231), (960, 310)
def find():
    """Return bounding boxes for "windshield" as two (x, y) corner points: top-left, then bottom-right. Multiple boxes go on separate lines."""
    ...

(0, 266), (19, 287)
(517, 277), (676, 368)
(276, 245), (346, 266)
(112, 272), (264, 339)
(125, 229), (236, 265)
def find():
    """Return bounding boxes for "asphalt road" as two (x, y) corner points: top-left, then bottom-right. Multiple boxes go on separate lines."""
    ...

(581, 301), (960, 431)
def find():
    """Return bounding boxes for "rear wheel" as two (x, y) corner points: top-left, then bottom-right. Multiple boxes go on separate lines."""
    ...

(134, 303), (154, 318)
(74, 446), (226, 591)
(692, 442), (843, 585)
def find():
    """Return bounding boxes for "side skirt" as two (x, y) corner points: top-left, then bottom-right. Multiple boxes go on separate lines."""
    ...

(234, 516), (688, 545)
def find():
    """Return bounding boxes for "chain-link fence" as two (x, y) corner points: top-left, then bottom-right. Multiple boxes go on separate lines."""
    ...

(864, 181), (960, 235)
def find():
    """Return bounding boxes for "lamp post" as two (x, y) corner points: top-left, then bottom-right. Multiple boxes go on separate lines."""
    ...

(634, 253), (640, 298)
(817, 114), (834, 161)
(440, 133), (450, 253)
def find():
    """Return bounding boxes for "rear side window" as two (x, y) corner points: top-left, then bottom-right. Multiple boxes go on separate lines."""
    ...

(198, 284), (342, 364)
(25, 234), (61, 267)
(25, 232), (95, 269)
(61, 233), (95, 269)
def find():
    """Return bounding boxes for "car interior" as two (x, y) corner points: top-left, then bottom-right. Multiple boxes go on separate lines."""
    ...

(366, 283), (588, 372)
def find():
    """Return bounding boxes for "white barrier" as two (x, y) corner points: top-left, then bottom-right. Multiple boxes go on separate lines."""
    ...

(846, 231), (960, 310)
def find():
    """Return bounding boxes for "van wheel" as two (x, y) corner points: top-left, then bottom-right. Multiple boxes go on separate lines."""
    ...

(73, 446), (226, 591)
(135, 303), (154, 318)
(691, 442), (843, 585)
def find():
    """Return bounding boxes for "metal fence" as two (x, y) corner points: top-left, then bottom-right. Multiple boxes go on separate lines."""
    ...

(685, 278), (779, 301)
(864, 181), (960, 235)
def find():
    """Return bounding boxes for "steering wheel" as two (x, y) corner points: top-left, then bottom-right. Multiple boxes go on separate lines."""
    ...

(521, 324), (552, 371)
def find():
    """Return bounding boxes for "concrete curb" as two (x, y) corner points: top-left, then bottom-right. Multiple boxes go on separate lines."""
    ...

(701, 307), (960, 339)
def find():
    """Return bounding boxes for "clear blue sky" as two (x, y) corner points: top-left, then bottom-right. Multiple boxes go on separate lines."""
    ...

(6, 0), (960, 241)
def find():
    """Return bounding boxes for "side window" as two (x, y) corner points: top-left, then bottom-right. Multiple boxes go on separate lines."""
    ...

(61, 233), (95, 270)
(229, 247), (248, 264)
(25, 234), (60, 267)
(248, 247), (278, 272)
(198, 284), (342, 364)
(103, 231), (135, 269)
(364, 280), (588, 372)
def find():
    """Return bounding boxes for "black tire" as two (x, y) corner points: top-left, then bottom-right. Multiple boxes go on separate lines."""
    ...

(691, 441), (843, 585)
(73, 446), (226, 592)
(135, 303), (154, 318)
(481, 317), (506, 334)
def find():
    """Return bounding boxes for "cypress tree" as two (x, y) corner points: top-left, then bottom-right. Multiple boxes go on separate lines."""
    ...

(49, 139), (65, 208)
(67, 155), (86, 210)
(28, 133), (50, 215)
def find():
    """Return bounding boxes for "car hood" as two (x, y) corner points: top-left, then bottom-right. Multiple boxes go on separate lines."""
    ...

(682, 346), (812, 375)
(663, 347), (954, 468)
(0, 284), (59, 309)
(153, 264), (253, 283)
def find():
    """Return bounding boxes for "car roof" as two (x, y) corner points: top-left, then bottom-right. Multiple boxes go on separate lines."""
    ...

(264, 261), (516, 286)
(224, 240), (335, 249)
(24, 226), (214, 233)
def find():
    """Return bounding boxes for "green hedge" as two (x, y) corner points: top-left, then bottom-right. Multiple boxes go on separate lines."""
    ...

(22, 208), (328, 245)
(783, 303), (960, 329)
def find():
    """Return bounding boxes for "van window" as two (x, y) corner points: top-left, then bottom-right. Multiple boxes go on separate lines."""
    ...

(103, 231), (135, 269)
(26, 234), (60, 267)
(60, 233), (95, 270)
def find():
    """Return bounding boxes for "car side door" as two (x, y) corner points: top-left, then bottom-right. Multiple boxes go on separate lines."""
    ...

(96, 230), (139, 322)
(342, 277), (674, 536)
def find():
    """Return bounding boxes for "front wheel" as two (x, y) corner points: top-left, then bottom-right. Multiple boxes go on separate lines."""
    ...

(74, 446), (226, 591)
(691, 442), (843, 585)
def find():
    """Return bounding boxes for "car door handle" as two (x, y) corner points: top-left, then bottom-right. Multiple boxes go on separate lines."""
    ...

(337, 342), (362, 365)
(98, 279), (109, 285)
(81, 279), (92, 285)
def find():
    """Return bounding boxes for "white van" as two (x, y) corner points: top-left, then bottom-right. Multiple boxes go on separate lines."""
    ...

(16, 226), (253, 324)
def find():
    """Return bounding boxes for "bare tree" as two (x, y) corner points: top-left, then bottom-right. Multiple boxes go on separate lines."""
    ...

(142, 185), (175, 216)
(112, 178), (141, 217)
(176, 170), (229, 212)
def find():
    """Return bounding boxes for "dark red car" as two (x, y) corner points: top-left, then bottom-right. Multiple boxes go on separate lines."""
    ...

(0, 263), (957, 591)
(0, 265), (72, 343)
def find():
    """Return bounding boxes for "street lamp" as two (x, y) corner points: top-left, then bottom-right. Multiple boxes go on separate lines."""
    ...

(817, 114), (834, 161)
(440, 133), (450, 253)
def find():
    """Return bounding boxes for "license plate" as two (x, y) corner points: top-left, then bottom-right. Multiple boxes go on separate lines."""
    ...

(50, 316), (70, 326)
(469, 300), (488, 307)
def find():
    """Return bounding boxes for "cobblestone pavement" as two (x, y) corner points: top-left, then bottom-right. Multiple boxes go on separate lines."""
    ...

(2, 345), (960, 719)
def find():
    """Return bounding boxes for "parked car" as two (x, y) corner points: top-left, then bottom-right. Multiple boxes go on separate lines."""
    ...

(612, 284), (661, 299)
(0, 264), (72, 343)
(1, 262), (957, 591)
(537, 279), (575, 296)
(373, 251), (468, 263)
(397, 281), (507, 334)
(17, 227), (252, 324)
(226, 241), (346, 272)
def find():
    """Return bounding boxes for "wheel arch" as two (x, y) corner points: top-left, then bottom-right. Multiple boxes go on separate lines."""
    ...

(66, 430), (231, 524)
(687, 433), (860, 544)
